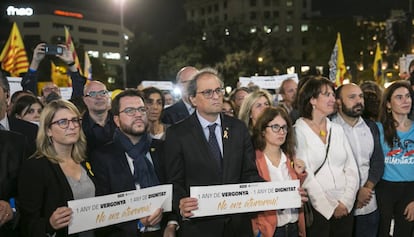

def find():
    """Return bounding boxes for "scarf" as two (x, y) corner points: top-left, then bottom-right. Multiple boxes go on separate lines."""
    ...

(113, 129), (159, 188)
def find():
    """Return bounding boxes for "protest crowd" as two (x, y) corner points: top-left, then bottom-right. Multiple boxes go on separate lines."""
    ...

(2, 25), (414, 237)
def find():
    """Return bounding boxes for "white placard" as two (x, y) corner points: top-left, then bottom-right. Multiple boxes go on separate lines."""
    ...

(190, 180), (300, 217)
(7, 77), (22, 98)
(68, 184), (172, 234)
(141, 81), (174, 91)
(59, 87), (73, 100)
(238, 74), (298, 90)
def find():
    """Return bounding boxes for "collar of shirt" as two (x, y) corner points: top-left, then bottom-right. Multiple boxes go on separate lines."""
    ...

(333, 113), (364, 129)
(85, 111), (112, 129)
(0, 116), (10, 130)
(196, 111), (223, 154)
(183, 101), (194, 115)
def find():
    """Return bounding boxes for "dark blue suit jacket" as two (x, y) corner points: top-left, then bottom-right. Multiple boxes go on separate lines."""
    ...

(164, 113), (262, 237)
(161, 100), (190, 125)
(90, 138), (165, 237)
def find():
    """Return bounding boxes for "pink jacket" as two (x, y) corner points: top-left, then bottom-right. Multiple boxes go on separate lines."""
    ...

(251, 150), (306, 237)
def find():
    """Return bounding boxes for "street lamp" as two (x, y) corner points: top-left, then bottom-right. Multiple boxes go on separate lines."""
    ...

(115, 0), (127, 89)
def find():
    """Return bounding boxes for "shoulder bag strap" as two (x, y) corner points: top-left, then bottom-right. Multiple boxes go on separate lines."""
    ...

(314, 127), (332, 175)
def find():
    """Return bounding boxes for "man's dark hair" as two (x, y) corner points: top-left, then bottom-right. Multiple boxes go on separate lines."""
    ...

(111, 89), (144, 116)
(0, 71), (10, 93)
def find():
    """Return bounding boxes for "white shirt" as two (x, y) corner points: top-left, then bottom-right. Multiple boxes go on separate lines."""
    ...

(125, 152), (154, 190)
(332, 114), (377, 215)
(295, 118), (359, 219)
(196, 111), (223, 155)
(0, 116), (10, 130)
(264, 152), (298, 226)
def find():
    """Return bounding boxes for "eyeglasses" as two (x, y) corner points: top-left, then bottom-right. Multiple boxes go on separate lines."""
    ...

(266, 124), (288, 134)
(50, 118), (82, 129)
(43, 87), (59, 93)
(85, 90), (109, 98)
(120, 107), (147, 116)
(197, 88), (225, 99)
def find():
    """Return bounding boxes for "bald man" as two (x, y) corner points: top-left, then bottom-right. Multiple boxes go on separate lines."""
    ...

(162, 66), (198, 124)
(82, 81), (117, 154)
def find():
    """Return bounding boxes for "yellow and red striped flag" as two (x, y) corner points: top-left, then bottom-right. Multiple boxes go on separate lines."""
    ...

(0, 22), (29, 76)
(328, 32), (346, 86)
(64, 26), (83, 75)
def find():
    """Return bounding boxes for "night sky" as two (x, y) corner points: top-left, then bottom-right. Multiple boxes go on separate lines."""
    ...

(3, 0), (186, 37)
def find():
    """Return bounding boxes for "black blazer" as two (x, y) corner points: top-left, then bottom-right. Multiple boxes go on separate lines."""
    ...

(0, 131), (27, 237)
(17, 157), (95, 237)
(90, 138), (165, 237)
(163, 113), (262, 237)
(161, 100), (190, 125)
(8, 116), (38, 156)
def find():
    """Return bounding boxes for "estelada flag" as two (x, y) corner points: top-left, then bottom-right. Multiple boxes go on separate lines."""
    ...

(0, 22), (29, 76)
(328, 32), (346, 86)
(64, 26), (83, 75)
(373, 43), (383, 84)
(84, 51), (92, 80)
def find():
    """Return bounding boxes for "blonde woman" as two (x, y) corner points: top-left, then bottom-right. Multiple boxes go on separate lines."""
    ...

(18, 100), (95, 237)
(238, 89), (273, 134)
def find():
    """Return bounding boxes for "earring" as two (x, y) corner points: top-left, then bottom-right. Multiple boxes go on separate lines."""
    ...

(387, 108), (392, 113)
(312, 104), (316, 109)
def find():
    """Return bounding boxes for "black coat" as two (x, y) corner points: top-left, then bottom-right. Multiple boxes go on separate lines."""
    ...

(90, 138), (165, 237)
(0, 130), (27, 237)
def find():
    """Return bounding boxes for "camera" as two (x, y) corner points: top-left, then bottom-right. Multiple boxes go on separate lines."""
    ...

(44, 45), (63, 55)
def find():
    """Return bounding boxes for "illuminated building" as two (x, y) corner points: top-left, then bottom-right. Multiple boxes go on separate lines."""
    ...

(1, 2), (133, 85)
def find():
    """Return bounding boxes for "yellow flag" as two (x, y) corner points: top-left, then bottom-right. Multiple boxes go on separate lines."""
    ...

(328, 33), (346, 86)
(65, 26), (83, 75)
(0, 22), (29, 76)
(51, 61), (70, 87)
(373, 43), (383, 84)
(84, 51), (92, 80)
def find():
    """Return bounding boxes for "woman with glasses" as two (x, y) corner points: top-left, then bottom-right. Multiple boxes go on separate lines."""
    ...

(251, 107), (306, 237)
(10, 95), (43, 125)
(142, 87), (169, 140)
(295, 76), (358, 237)
(375, 81), (414, 237)
(18, 100), (96, 237)
(239, 89), (273, 135)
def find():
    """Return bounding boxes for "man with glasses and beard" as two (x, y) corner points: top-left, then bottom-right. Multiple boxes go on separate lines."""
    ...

(332, 83), (384, 237)
(90, 89), (168, 237)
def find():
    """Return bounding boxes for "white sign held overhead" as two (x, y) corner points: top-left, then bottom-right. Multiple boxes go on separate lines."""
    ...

(141, 81), (174, 91)
(238, 74), (298, 90)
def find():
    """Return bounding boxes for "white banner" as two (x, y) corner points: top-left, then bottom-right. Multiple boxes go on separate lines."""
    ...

(238, 74), (298, 90)
(190, 180), (300, 217)
(68, 184), (172, 234)
(141, 81), (174, 91)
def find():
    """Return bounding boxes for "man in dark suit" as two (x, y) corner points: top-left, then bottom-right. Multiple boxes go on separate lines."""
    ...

(164, 68), (262, 237)
(161, 66), (198, 125)
(0, 72), (37, 156)
(82, 81), (117, 156)
(0, 130), (27, 237)
(91, 89), (168, 237)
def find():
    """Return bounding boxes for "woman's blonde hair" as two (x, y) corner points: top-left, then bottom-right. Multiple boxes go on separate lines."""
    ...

(35, 99), (87, 163)
(238, 89), (272, 134)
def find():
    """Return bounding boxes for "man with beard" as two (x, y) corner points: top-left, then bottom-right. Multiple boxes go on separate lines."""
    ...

(82, 81), (117, 154)
(90, 89), (166, 237)
(332, 83), (384, 237)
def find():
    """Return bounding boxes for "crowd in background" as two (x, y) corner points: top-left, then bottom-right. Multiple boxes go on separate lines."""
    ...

(1, 43), (414, 237)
